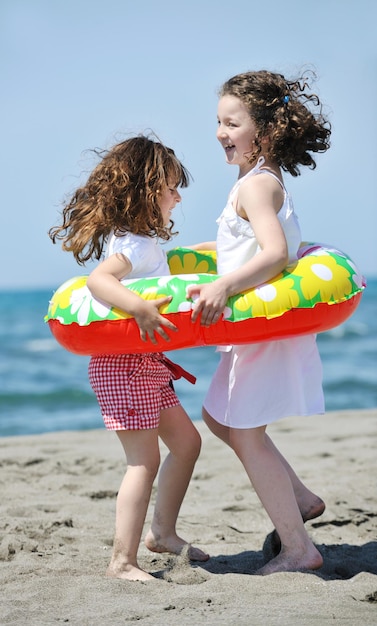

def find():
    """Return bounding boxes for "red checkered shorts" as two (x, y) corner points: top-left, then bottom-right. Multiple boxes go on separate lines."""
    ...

(88, 353), (180, 431)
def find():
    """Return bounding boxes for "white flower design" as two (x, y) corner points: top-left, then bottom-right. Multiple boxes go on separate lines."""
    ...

(178, 301), (194, 312)
(70, 286), (111, 325)
(254, 283), (278, 302)
(158, 274), (200, 287)
(310, 263), (333, 282)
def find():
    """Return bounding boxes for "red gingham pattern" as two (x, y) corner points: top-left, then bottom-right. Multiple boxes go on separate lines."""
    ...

(88, 353), (180, 431)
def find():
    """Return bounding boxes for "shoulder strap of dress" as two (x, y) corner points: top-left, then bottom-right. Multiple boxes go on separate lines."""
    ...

(230, 157), (285, 200)
(229, 157), (265, 199)
(256, 168), (285, 190)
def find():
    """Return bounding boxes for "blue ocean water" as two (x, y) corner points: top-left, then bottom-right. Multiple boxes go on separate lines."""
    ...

(0, 279), (376, 437)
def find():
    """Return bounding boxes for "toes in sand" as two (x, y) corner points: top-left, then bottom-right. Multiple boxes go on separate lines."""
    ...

(106, 563), (157, 582)
(144, 532), (209, 562)
(257, 547), (323, 576)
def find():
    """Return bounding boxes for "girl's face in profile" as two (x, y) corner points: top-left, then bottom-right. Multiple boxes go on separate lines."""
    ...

(216, 95), (259, 175)
(157, 183), (182, 225)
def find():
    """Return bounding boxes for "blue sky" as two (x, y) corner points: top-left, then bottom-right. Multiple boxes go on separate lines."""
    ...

(2, 0), (377, 289)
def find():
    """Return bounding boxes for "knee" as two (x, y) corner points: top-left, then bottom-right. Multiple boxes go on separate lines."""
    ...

(202, 406), (231, 446)
(179, 429), (202, 464)
(146, 453), (161, 480)
(186, 429), (202, 462)
(192, 430), (202, 460)
(130, 452), (160, 483)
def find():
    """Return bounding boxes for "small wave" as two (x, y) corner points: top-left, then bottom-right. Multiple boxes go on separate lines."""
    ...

(319, 321), (369, 340)
(0, 389), (96, 409)
(325, 377), (377, 394)
(24, 338), (60, 352)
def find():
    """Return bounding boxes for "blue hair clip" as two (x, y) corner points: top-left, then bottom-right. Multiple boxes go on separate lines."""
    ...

(283, 95), (290, 104)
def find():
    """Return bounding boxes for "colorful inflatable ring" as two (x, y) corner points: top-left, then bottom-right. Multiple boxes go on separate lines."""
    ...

(45, 242), (365, 355)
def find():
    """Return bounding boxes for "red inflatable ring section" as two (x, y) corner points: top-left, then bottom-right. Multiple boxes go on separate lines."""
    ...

(46, 243), (365, 355)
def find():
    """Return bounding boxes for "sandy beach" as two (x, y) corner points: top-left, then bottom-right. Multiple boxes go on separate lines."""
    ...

(1, 409), (376, 625)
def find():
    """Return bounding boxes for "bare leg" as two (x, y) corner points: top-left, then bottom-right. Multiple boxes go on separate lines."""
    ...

(266, 435), (325, 521)
(203, 408), (325, 524)
(144, 405), (209, 561)
(202, 406), (232, 445)
(229, 425), (323, 574)
(264, 435), (325, 556)
(106, 429), (160, 581)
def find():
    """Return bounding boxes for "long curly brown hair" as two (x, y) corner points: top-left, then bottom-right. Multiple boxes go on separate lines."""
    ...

(48, 135), (190, 265)
(220, 69), (331, 176)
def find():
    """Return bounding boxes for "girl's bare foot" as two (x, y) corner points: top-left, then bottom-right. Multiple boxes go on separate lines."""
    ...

(267, 497), (325, 556)
(106, 562), (156, 582)
(257, 544), (323, 575)
(300, 496), (326, 524)
(144, 530), (209, 562)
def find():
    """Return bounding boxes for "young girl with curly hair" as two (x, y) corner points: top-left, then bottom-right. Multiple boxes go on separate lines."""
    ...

(49, 135), (209, 581)
(188, 70), (331, 575)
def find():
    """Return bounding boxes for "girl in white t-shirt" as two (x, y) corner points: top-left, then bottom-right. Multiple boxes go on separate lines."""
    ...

(49, 135), (209, 581)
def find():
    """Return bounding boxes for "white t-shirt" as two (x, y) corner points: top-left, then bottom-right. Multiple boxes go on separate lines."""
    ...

(106, 232), (169, 279)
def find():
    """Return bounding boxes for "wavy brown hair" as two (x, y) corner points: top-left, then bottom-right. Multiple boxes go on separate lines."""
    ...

(49, 135), (190, 265)
(220, 69), (331, 176)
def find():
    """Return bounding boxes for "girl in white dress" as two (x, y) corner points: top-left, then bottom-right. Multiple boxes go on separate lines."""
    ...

(188, 70), (331, 574)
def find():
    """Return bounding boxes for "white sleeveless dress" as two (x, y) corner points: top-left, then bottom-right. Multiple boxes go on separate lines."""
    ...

(203, 159), (324, 429)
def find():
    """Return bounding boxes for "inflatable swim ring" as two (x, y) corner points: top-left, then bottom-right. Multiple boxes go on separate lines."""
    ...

(45, 242), (365, 355)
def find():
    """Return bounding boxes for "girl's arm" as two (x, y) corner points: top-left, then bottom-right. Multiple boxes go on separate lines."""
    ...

(188, 175), (288, 326)
(87, 253), (177, 344)
(183, 241), (217, 251)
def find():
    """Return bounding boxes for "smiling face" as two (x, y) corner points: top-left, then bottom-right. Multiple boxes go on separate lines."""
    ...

(157, 183), (182, 225)
(216, 95), (260, 176)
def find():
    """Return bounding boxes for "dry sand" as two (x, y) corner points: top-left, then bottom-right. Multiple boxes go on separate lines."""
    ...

(1, 409), (376, 625)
